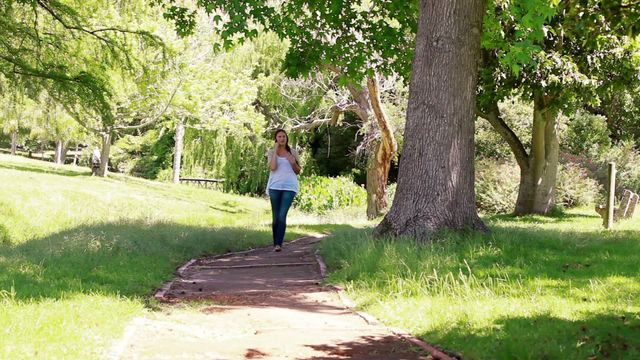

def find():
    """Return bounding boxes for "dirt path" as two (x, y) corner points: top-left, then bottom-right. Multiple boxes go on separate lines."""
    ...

(110, 236), (455, 359)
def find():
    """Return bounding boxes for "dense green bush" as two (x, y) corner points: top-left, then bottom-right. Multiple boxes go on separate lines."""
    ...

(293, 175), (366, 214)
(597, 141), (640, 194)
(562, 141), (640, 195)
(475, 159), (519, 214)
(110, 129), (174, 179)
(556, 163), (602, 208)
(563, 111), (611, 155)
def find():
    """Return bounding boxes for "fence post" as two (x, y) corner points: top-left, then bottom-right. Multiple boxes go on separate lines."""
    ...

(605, 162), (616, 229)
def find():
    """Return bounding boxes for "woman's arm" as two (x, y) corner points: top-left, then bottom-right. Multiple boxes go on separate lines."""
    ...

(291, 161), (301, 174)
(289, 150), (302, 174)
(268, 146), (278, 171)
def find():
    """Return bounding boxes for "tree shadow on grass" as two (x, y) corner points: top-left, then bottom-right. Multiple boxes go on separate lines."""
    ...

(419, 312), (640, 360)
(0, 162), (89, 177)
(0, 220), (356, 302)
(303, 334), (430, 359)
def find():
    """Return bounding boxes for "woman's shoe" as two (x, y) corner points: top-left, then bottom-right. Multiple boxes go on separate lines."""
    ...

(274, 245), (282, 252)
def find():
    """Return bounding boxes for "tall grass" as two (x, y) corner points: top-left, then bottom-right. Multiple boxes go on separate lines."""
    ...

(319, 211), (640, 359)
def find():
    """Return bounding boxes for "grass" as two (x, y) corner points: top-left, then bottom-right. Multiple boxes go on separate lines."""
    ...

(0, 154), (356, 359)
(4, 153), (639, 359)
(319, 210), (640, 359)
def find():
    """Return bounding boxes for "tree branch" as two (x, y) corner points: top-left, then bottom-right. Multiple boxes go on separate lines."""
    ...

(476, 103), (530, 170)
(291, 117), (334, 130)
(113, 78), (183, 130)
(36, 0), (110, 44)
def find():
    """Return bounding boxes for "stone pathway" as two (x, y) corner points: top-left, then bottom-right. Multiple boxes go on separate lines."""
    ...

(110, 236), (456, 360)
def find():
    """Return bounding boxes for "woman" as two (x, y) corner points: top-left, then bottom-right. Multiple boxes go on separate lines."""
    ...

(266, 129), (301, 252)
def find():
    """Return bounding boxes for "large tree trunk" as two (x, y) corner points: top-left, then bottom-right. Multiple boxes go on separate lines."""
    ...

(54, 140), (66, 164)
(365, 75), (397, 219)
(73, 144), (79, 165)
(375, 0), (487, 238)
(98, 132), (112, 177)
(61, 146), (68, 164)
(10, 130), (18, 155)
(172, 119), (185, 184)
(514, 95), (559, 215)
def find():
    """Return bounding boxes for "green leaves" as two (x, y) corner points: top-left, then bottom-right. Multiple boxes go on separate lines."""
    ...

(480, 0), (640, 112)
(0, 0), (167, 127)
(158, 0), (418, 82)
(163, 6), (197, 37)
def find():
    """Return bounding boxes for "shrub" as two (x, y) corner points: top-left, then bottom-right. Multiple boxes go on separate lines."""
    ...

(475, 159), (519, 214)
(597, 141), (640, 194)
(563, 111), (611, 155)
(294, 175), (367, 214)
(111, 129), (174, 178)
(556, 163), (602, 208)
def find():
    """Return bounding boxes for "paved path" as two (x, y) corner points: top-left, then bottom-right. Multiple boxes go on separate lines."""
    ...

(110, 236), (454, 360)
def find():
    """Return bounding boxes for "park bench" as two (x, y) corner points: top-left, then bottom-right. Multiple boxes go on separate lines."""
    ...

(179, 177), (225, 190)
(595, 189), (639, 223)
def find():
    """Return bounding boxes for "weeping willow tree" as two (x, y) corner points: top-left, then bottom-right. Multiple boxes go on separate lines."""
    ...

(183, 129), (269, 194)
(178, 35), (274, 195)
(176, 31), (288, 194)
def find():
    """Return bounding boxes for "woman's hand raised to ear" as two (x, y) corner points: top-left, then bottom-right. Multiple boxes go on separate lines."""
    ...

(285, 152), (297, 165)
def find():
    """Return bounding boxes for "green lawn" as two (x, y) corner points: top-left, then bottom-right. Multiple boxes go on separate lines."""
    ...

(0, 154), (353, 359)
(319, 211), (640, 359)
(3, 153), (639, 359)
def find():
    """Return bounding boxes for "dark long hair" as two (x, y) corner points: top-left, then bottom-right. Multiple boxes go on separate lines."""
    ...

(274, 129), (292, 154)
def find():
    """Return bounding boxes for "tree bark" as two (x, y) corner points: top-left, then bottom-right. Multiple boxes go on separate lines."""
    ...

(54, 140), (67, 164)
(514, 95), (559, 215)
(98, 131), (112, 177)
(375, 0), (487, 238)
(73, 144), (79, 165)
(173, 119), (185, 184)
(365, 74), (397, 219)
(327, 67), (398, 218)
(10, 130), (18, 155)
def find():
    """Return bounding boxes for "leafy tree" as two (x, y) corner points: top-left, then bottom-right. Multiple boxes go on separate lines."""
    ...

(175, 29), (276, 193)
(0, 0), (162, 123)
(0, 86), (34, 156)
(158, 0), (417, 218)
(477, 0), (640, 215)
(50, 3), (178, 176)
(585, 72), (640, 146)
(160, 0), (487, 235)
(28, 93), (86, 163)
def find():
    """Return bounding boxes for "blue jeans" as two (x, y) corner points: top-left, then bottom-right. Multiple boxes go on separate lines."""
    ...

(268, 189), (296, 246)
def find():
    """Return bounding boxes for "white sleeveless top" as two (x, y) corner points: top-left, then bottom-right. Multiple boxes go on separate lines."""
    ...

(266, 149), (300, 193)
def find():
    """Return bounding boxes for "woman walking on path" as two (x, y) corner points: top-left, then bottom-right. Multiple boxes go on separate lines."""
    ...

(266, 129), (301, 252)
